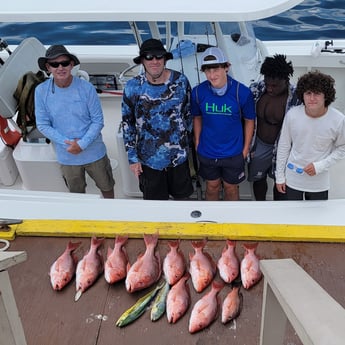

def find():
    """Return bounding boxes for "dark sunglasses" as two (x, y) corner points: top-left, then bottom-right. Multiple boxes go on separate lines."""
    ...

(143, 54), (165, 61)
(47, 60), (71, 68)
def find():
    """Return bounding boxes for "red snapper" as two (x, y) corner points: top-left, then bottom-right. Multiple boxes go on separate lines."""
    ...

(189, 239), (216, 293)
(240, 242), (262, 289)
(49, 241), (81, 291)
(125, 233), (161, 293)
(104, 235), (129, 284)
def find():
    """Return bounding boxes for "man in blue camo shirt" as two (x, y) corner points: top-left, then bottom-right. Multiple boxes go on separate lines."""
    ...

(122, 39), (194, 200)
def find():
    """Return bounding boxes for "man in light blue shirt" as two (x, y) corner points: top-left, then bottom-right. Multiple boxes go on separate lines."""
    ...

(35, 45), (115, 198)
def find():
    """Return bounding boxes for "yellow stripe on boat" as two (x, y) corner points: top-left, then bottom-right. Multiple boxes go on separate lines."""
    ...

(1, 219), (345, 243)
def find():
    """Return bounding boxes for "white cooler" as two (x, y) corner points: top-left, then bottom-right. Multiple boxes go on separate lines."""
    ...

(13, 138), (69, 192)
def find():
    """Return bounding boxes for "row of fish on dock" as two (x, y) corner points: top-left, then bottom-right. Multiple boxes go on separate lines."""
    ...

(49, 234), (262, 333)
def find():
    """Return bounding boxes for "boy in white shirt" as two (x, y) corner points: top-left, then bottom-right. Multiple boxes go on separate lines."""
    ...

(275, 71), (345, 200)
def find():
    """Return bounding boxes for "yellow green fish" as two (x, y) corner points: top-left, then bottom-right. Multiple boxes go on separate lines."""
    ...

(116, 281), (164, 327)
(150, 280), (170, 321)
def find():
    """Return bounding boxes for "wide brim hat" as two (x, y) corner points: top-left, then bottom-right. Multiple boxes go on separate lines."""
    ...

(133, 38), (173, 64)
(38, 45), (80, 72)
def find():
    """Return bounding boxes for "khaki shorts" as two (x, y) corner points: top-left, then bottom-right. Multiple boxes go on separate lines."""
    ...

(61, 155), (115, 193)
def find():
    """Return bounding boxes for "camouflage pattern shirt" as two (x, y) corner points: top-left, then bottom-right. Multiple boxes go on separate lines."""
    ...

(122, 70), (192, 170)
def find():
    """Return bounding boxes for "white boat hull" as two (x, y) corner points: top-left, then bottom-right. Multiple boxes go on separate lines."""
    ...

(0, 1), (344, 233)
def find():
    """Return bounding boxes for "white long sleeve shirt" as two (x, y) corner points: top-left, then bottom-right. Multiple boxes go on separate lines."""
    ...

(276, 104), (345, 192)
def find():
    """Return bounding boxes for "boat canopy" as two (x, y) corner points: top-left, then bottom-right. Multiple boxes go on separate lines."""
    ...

(1, 0), (303, 22)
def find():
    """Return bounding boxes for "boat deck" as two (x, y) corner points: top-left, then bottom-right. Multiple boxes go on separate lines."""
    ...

(5, 235), (345, 345)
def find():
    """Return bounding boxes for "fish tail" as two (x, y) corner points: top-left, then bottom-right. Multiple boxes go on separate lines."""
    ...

(115, 235), (129, 245)
(91, 236), (104, 248)
(242, 242), (258, 251)
(226, 239), (236, 247)
(67, 241), (82, 252)
(212, 280), (225, 292)
(144, 233), (159, 248)
(191, 238), (207, 249)
(182, 272), (190, 281)
(168, 239), (180, 249)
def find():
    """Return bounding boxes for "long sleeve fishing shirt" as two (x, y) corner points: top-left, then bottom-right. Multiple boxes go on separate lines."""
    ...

(276, 104), (345, 192)
(35, 76), (106, 165)
(121, 70), (192, 170)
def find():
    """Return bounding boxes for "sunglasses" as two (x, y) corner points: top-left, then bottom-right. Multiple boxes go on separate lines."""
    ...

(143, 54), (165, 61)
(287, 162), (304, 174)
(47, 60), (71, 68)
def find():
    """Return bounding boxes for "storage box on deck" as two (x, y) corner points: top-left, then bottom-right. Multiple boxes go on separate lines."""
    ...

(13, 139), (119, 194)
(116, 130), (142, 197)
(13, 138), (68, 192)
(0, 140), (19, 186)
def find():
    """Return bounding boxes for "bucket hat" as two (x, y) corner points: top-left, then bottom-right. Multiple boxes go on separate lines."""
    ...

(200, 47), (228, 68)
(133, 39), (173, 64)
(38, 45), (80, 71)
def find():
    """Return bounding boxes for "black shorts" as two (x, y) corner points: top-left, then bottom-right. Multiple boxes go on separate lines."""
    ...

(286, 185), (328, 200)
(139, 160), (194, 200)
(198, 153), (245, 185)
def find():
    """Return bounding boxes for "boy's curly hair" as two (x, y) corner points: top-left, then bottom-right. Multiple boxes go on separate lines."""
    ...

(296, 71), (335, 106)
(260, 54), (294, 81)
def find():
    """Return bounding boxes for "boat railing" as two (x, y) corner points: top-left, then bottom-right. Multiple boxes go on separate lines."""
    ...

(0, 250), (28, 345)
(259, 258), (345, 345)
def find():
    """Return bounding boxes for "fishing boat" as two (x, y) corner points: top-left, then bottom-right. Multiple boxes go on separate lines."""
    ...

(1, 1), (345, 344)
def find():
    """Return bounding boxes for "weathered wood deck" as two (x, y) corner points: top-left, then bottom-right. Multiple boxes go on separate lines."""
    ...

(5, 236), (345, 345)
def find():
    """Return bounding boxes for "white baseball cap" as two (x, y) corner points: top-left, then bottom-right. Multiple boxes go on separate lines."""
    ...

(200, 47), (228, 68)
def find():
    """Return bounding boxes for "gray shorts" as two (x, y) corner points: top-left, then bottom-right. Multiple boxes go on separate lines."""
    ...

(247, 137), (275, 182)
(61, 155), (115, 193)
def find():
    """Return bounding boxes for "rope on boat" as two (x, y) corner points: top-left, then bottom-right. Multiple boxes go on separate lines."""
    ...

(0, 239), (10, 251)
